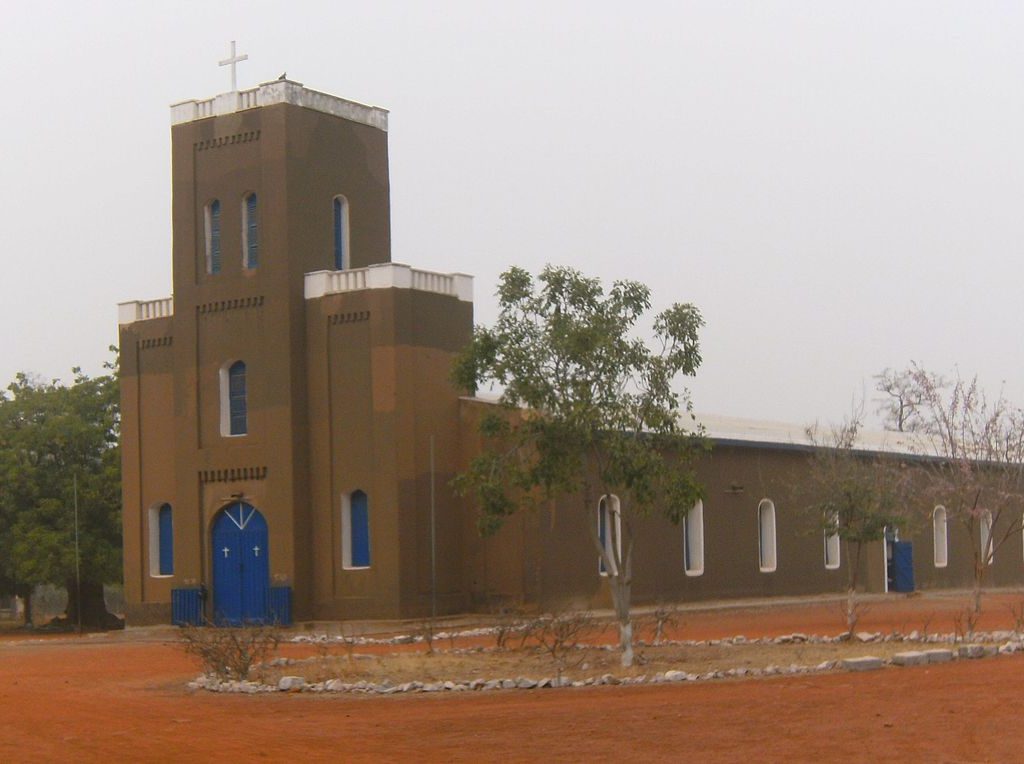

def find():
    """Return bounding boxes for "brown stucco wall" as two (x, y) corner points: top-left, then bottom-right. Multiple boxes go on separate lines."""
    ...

(303, 287), (473, 620)
(455, 400), (1024, 612)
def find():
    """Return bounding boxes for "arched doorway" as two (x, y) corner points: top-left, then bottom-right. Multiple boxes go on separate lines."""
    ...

(211, 502), (269, 625)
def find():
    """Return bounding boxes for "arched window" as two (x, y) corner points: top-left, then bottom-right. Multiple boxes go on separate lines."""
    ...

(683, 500), (704, 576)
(242, 193), (259, 268)
(597, 495), (621, 576)
(824, 511), (840, 569)
(148, 503), (173, 577)
(333, 195), (349, 270)
(220, 361), (247, 436)
(206, 199), (222, 274)
(933, 506), (948, 568)
(757, 499), (777, 573)
(980, 510), (994, 566)
(342, 490), (371, 569)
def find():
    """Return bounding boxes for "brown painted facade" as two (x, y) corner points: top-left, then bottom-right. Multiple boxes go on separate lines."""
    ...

(119, 83), (1024, 626)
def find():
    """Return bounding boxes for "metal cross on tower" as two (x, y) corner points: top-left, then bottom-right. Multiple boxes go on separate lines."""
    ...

(219, 40), (248, 92)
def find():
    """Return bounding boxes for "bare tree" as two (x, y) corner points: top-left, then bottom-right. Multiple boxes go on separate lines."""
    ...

(898, 365), (1024, 614)
(874, 367), (943, 433)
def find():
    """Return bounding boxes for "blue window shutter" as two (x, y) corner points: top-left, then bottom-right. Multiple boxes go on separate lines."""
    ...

(333, 197), (345, 270)
(246, 194), (258, 268)
(350, 491), (370, 567)
(228, 361), (247, 435)
(158, 504), (174, 575)
(209, 200), (222, 274)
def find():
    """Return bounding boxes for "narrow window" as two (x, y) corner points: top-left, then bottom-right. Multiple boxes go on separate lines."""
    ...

(220, 361), (248, 436)
(243, 193), (259, 268)
(980, 510), (993, 566)
(333, 195), (349, 270)
(148, 503), (173, 577)
(342, 490), (371, 569)
(206, 199), (222, 274)
(683, 500), (704, 576)
(757, 499), (777, 573)
(933, 506), (948, 568)
(824, 511), (840, 569)
(597, 495), (621, 576)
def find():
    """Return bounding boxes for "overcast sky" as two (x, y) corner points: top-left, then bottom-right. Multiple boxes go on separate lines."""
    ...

(1, 1), (1022, 426)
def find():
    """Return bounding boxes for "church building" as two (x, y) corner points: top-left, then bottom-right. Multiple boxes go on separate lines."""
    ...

(118, 76), (1020, 626)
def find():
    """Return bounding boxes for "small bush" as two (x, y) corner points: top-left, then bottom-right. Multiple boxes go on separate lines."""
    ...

(180, 622), (282, 680)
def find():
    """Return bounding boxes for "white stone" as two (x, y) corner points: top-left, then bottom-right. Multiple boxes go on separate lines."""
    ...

(841, 656), (883, 672)
(891, 651), (928, 666)
(958, 644), (986, 659)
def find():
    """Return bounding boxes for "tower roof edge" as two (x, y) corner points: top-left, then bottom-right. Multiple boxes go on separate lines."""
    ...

(170, 81), (389, 132)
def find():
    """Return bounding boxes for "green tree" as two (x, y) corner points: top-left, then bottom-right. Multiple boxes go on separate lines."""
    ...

(0, 355), (121, 629)
(804, 413), (914, 633)
(453, 265), (706, 667)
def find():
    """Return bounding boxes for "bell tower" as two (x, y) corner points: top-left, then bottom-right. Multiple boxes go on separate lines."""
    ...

(119, 72), (473, 625)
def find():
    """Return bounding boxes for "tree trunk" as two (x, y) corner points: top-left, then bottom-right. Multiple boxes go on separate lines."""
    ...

(845, 540), (863, 634)
(65, 579), (123, 631)
(610, 575), (634, 668)
(973, 561), (986, 616)
(16, 584), (33, 628)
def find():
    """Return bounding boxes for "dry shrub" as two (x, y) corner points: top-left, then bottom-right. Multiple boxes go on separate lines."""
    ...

(534, 611), (597, 679)
(179, 623), (282, 680)
(491, 604), (529, 651)
(648, 603), (680, 645)
(952, 604), (981, 642)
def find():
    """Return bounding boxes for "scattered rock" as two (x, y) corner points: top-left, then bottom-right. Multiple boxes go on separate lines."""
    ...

(278, 676), (306, 691)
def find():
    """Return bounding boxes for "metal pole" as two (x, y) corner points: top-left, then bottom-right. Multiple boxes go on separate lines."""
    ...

(430, 434), (437, 621)
(73, 473), (82, 635)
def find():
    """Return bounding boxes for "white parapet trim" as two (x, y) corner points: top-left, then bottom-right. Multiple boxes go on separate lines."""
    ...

(118, 297), (174, 325)
(305, 263), (473, 303)
(170, 80), (389, 132)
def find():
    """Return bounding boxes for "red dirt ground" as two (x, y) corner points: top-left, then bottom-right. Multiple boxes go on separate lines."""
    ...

(2, 592), (1024, 762)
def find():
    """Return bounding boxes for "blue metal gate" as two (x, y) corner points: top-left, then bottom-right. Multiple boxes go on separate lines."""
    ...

(211, 502), (269, 625)
(892, 540), (915, 593)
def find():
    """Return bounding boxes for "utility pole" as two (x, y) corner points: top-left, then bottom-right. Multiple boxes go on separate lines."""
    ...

(73, 473), (82, 635)
(430, 434), (437, 621)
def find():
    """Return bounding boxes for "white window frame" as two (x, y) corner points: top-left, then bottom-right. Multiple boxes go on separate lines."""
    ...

(333, 194), (350, 270)
(341, 492), (371, 570)
(219, 360), (247, 438)
(147, 503), (173, 578)
(933, 506), (948, 568)
(683, 500), (704, 576)
(597, 494), (621, 576)
(757, 498), (777, 573)
(241, 192), (258, 269)
(980, 510), (994, 566)
(204, 199), (221, 274)
(824, 511), (840, 570)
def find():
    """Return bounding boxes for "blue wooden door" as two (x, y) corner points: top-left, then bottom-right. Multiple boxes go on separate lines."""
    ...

(211, 502), (269, 625)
